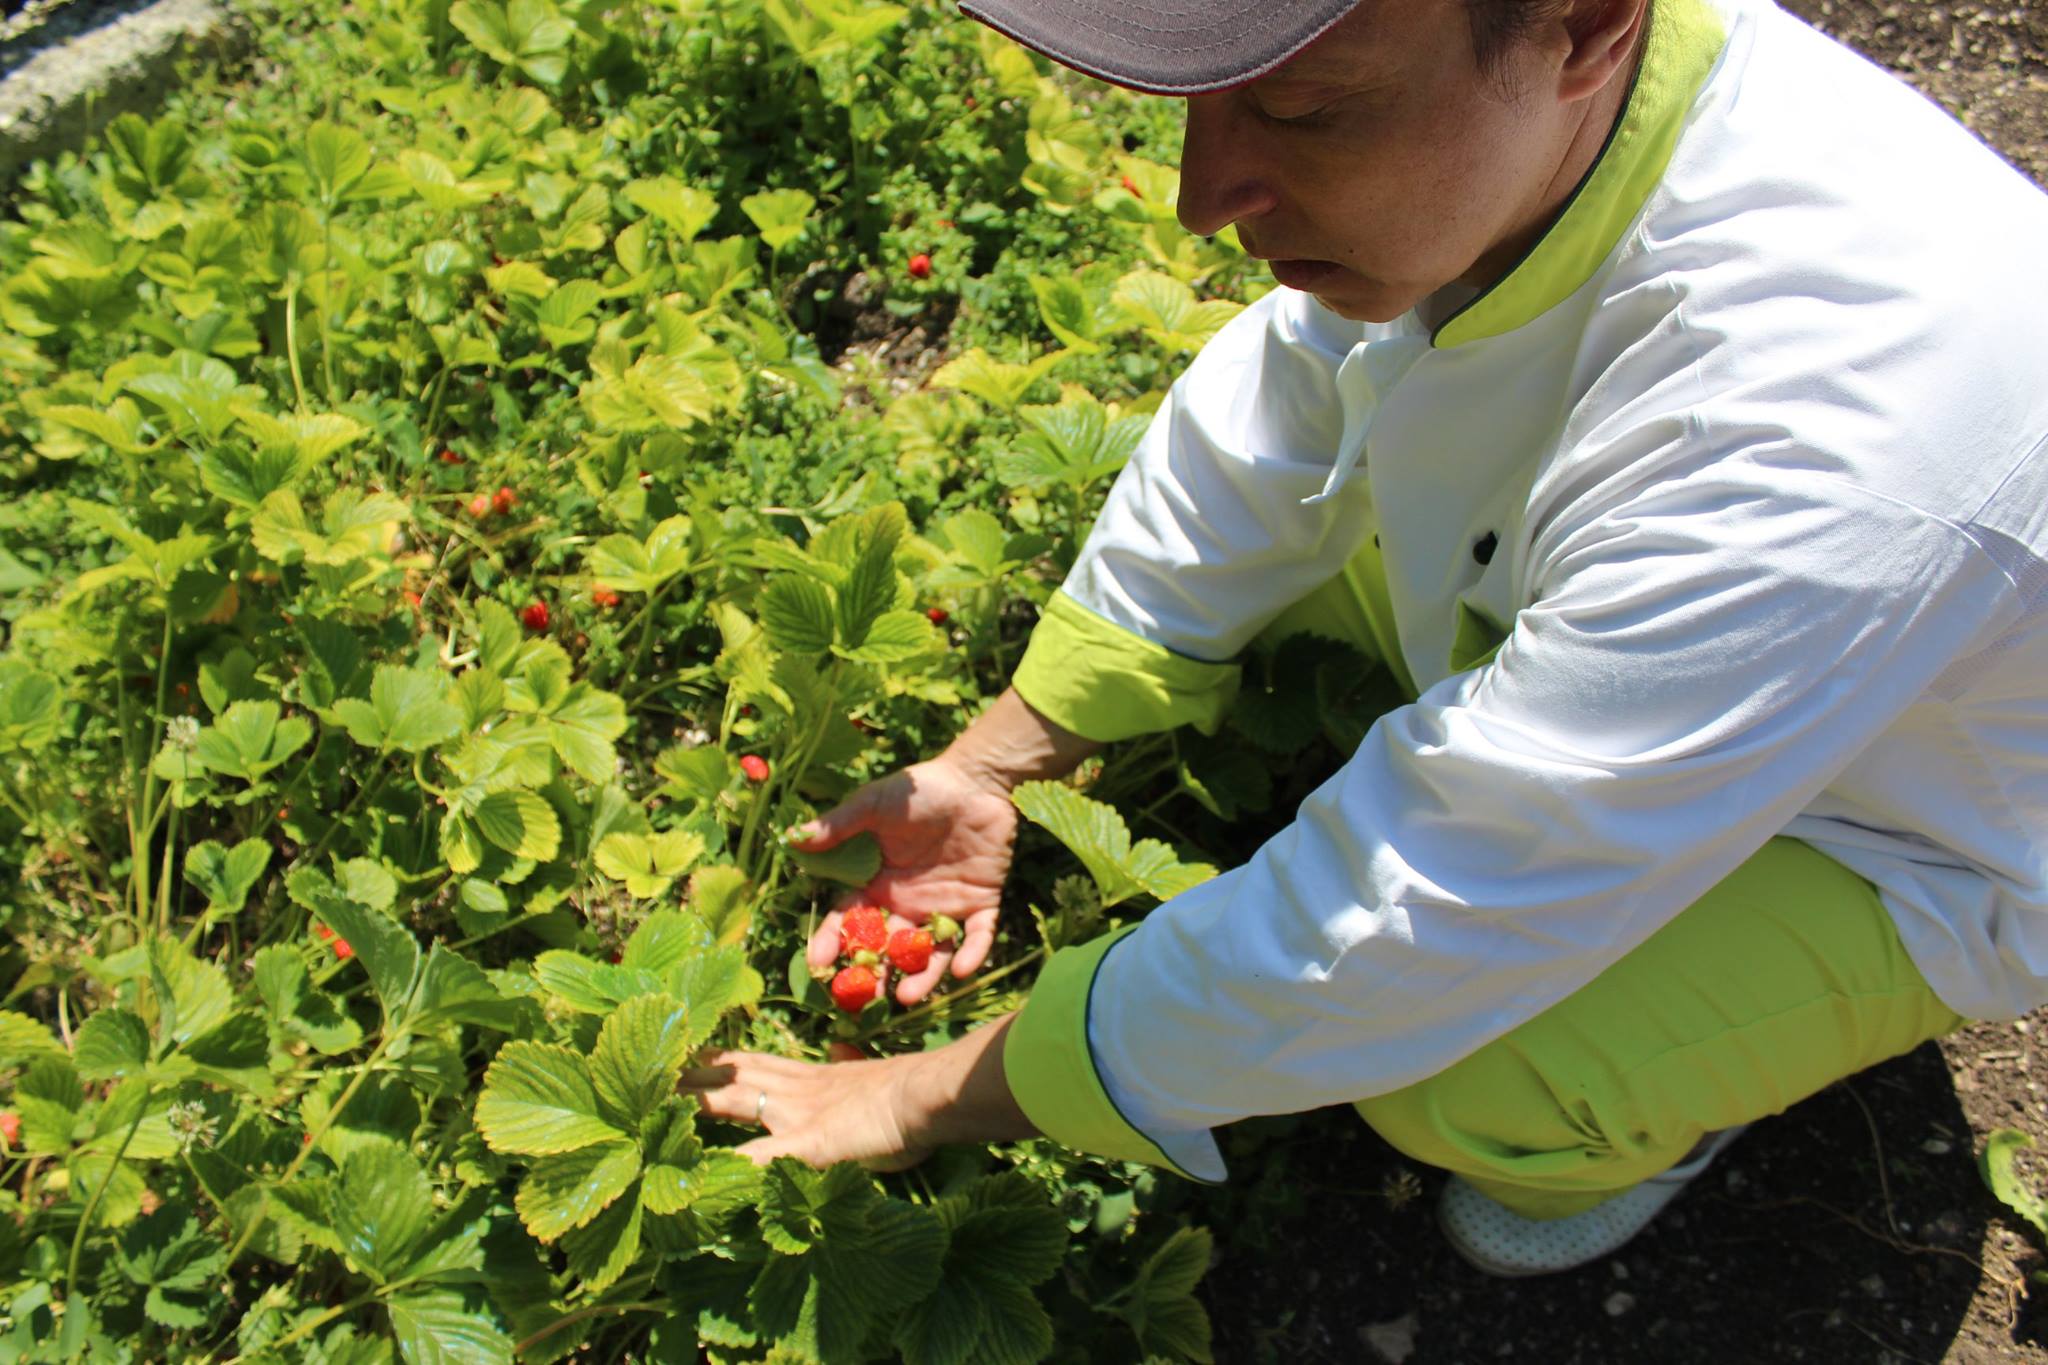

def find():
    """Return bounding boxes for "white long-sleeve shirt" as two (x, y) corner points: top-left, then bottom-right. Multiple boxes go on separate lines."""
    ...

(1007, 0), (2048, 1180)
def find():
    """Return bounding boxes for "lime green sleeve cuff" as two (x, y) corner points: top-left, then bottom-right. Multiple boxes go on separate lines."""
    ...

(1004, 925), (1205, 1179)
(1011, 591), (1240, 743)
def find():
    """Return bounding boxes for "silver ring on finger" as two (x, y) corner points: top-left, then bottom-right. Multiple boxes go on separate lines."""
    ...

(755, 1089), (769, 1125)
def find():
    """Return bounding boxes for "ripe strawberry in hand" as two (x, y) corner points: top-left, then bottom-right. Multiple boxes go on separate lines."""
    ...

(886, 927), (933, 975)
(908, 252), (932, 280)
(739, 754), (770, 783)
(841, 904), (890, 959)
(830, 965), (878, 1013)
(522, 601), (551, 631)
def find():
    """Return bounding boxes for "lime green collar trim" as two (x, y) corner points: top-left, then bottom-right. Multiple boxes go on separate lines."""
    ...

(1433, 0), (1727, 349)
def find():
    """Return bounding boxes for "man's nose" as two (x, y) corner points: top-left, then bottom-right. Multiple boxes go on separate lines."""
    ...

(1176, 95), (1280, 239)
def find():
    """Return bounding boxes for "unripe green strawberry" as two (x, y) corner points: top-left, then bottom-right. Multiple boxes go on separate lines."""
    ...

(830, 965), (878, 1013)
(929, 913), (962, 945)
(887, 927), (933, 974)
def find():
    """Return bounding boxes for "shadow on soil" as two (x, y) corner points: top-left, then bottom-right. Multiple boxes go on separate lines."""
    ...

(1192, 1040), (2033, 1364)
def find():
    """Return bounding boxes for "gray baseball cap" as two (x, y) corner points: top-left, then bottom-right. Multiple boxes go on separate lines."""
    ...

(957, 0), (1361, 95)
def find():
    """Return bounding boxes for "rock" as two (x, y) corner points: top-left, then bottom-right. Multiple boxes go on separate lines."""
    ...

(1, 0), (249, 182)
(1604, 1291), (1637, 1317)
(1360, 1311), (1419, 1364)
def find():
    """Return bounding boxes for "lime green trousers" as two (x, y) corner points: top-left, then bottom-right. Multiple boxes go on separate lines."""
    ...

(1265, 538), (1967, 1219)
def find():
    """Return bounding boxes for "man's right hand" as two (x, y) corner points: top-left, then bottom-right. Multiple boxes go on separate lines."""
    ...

(793, 755), (1020, 1005)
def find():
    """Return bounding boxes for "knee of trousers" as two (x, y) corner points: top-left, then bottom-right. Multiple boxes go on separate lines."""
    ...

(1351, 1041), (1700, 1198)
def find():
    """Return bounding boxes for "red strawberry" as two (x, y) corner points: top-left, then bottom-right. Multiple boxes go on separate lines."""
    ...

(1120, 174), (1142, 197)
(592, 586), (621, 609)
(908, 253), (932, 280)
(830, 965), (878, 1013)
(887, 927), (933, 975)
(314, 924), (336, 942)
(332, 939), (354, 960)
(492, 485), (517, 515)
(467, 493), (492, 519)
(739, 754), (770, 783)
(926, 606), (948, 625)
(841, 904), (889, 957)
(0, 1112), (19, 1145)
(826, 1041), (867, 1062)
(522, 601), (550, 631)
(402, 590), (423, 609)
(439, 447), (464, 465)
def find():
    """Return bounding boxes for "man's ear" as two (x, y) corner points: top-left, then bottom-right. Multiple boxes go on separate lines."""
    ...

(1556, 0), (1650, 103)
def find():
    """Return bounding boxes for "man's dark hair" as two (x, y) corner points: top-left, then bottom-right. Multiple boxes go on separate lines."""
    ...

(1465, 0), (1577, 80)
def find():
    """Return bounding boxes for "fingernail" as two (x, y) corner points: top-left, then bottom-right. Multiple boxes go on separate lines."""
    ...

(786, 822), (816, 843)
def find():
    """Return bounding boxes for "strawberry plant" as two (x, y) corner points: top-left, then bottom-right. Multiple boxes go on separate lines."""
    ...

(0, 0), (1388, 1358)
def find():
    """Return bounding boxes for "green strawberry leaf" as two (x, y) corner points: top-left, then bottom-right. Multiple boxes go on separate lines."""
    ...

(415, 943), (526, 1032)
(1982, 1128), (2048, 1240)
(588, 994), (698, 1128)
(385, 1284), (515, 1365)
(896, 1173), (1067, 1365)
(290, 869), (422, 1023)
(192, 700), (312, 781)
(927, 348), (1063, 412)
(472, 789), (562, 862)
(329, 664), (464, 754)
(147, 937), (233, 1046)
(833, 609), (939, 664)
(475, 1041), (626, 1155)
(516, 1141), (642, 1242)
(593, 830), (705, 899)
(788, 831), (882, 889)
(72, 1009), (151, 1081)
(327, 1141), (437, 1284)
(560, 1188), (643, 1293)
(182, 838), (272, 913)
(741, 189), (816, 252)
(0, 661), (63, 751)
(1112, 1226), (1215, 1364)
(624, 176), (718, 243)
(1010, 782), (1216, 909)
(450, 0), (575, 85)
(587, 515), (695, 595)
(642, 1150), (761, 1217)
(760, 576), (838, 655)
(751, 1161), (947, 1364)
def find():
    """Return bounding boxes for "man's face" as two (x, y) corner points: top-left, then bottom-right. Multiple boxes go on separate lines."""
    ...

(1177, 0), (1588, 323)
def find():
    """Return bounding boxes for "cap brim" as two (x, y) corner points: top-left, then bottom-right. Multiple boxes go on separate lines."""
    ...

(958, 0), (1359, 96)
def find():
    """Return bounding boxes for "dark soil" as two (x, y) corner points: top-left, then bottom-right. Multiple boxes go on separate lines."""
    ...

(1193, 4), (2048, 1362)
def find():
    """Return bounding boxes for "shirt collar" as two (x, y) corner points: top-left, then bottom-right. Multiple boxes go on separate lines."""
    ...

(1431, 0), (1729, 349)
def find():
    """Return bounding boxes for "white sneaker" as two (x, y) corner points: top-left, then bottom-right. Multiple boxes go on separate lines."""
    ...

(1436, 1125), (1750, 1277)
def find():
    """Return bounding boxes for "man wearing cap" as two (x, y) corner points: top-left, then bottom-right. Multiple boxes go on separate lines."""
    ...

(682, 0), (2048, 1275)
